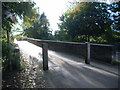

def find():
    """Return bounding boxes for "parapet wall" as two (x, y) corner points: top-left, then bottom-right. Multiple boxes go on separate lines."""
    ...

(27, 38), (114, 63)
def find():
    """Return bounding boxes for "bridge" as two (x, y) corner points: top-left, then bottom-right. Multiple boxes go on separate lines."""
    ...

(14, 38), (119, 88)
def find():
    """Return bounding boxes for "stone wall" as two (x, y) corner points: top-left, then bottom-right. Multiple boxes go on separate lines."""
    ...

(90, 44), (113, 63)
(27, 38), (114, 63)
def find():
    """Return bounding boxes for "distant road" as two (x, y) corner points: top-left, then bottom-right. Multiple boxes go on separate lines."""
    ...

(16, 40), (119, 88)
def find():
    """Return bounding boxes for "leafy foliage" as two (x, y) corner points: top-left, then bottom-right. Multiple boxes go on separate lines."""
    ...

(24, 13), (53, 40)
(60, 3), (110, 41)
(110, 2), (120, 31)
(2, 2), (36, 31)
(2, 2), (38, 71)
(2, 40), (21, 71)
(58, 2), (114, 42)
(54, 30), (69, 41)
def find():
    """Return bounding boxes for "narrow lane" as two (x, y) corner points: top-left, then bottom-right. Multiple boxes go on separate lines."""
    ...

(17, 40), (119, 88)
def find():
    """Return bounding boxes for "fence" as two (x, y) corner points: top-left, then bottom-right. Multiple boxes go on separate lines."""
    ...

(27, 38), (114, 63)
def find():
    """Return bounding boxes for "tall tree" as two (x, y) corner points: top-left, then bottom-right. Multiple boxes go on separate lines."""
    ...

(24, 12), (52, 40)
(110, 2), (120, 31)
(110, 2), (120, 42)
(2, 2), (37, 42)
(58, 2), (113, 42)
(2, 2), (36, 30)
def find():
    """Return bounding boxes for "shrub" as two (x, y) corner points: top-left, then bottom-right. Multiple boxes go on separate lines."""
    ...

(2, 40), (11, 71)
(2, 40), (21, 71)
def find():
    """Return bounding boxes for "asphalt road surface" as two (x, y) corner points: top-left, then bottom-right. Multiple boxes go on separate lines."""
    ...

(16, 40), (119, 88)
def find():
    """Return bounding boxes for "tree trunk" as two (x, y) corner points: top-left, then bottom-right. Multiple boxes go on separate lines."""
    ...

(87, 35), (90, 42)
(7, 30), (10, 44)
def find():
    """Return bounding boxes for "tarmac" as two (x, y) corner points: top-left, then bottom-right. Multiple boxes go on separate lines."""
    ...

(16, 40), (119, 88)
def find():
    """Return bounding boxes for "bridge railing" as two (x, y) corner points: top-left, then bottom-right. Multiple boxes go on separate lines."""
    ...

(27, 38), (114, 63)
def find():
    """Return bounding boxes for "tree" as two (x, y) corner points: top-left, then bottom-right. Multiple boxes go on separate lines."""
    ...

(110, 2), (120, 31)
(54, 30), (69, 41)
(108, 2), (120, 42)
(2, 2), (37, 42)
(2, 2), (36, 29)
(24, 12), (52, 40)
(1, 2), (39, 71)
(58, 2), (113, 42)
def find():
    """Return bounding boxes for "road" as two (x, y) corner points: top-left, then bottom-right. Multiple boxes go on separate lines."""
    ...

(16, 40), (119, 88)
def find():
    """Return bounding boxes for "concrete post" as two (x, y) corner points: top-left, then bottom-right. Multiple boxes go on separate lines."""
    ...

(42, 43), (48, 71)
(85, 42), (90, 64)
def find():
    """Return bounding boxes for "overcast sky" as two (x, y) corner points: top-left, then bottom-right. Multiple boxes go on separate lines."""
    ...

(13, 0), (114, 35)
(33, 0), (113, 33)
(34, 0), (74, 33)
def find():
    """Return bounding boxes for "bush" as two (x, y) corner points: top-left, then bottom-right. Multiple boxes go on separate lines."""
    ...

(111, 59), (120, 65)
(2, 40), (11, 71)
(2, 40), (21, 71)
(11, 51), (21, 70)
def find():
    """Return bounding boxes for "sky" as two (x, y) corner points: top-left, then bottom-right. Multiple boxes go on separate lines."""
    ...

(12, 0), (73, 35)
(12, 0), (114, 35)
(33, 0), (112, 33)
(34, 0), (74, 33)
